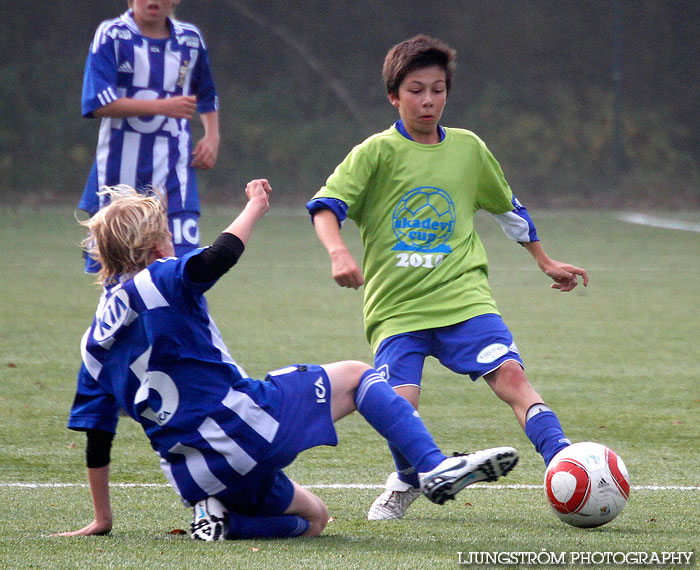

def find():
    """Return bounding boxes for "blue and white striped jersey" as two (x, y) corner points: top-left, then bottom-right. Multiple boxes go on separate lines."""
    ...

(68, 251), (282, 504)
(79, 10), (218, 216)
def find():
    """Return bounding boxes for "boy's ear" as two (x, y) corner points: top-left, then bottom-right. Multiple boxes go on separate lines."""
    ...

(151, 240), (173, 261)
(388, 93), (400, 107)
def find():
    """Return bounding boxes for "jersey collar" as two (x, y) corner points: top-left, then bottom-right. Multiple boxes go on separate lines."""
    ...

(394, 120), (446, 143)
(122, 10), (178, 39)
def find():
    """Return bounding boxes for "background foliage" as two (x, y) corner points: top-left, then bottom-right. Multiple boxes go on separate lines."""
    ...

(1, 0), (699, 207)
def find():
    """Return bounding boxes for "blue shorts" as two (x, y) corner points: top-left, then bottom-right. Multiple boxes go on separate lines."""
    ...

(215, 364), (337, 516)
(83, 211), (200, 273)
(170, 211), (200, 256)
(374, 314), (524, 388)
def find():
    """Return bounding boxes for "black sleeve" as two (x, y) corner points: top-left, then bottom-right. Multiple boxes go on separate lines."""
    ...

(185, 232), (246, 283)
(85, 429), (115, 469)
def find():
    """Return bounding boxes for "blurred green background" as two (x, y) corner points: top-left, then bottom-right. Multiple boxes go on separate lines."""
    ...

(1, 0), (698, 208)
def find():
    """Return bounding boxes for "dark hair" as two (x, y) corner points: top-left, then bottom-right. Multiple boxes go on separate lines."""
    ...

(382, 35), (457, 97)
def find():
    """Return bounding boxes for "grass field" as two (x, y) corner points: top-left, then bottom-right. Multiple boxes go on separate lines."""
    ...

(0, 206), (698, 569)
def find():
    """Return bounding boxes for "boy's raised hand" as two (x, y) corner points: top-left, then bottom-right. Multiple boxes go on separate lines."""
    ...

(245, 179), (272, 218)
(221, 180), (272, 246)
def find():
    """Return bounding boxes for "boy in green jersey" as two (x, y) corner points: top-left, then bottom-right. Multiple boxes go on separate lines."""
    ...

(306, 35), (588, 520)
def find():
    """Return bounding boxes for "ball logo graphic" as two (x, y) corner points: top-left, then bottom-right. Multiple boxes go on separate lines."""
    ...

(392, 187), (456, 253)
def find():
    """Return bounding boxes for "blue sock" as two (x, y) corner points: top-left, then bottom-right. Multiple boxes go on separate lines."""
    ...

(355, 369), (445, 474)
(388, 442), (420, 488)
(226, 512), (309, 539)
(524, 405), (571, 465)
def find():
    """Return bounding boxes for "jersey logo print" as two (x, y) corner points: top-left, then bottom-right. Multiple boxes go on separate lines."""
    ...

(118, 61), (134, 74)
(376, 364), (390, 381)
(177, 35), (201, 49)
(93, 288), (136, 347)
(391, 187), (455, 253)
(314, 377), (327, 403)
(106, 27), (132, 42)
(476, 343), (509, 364)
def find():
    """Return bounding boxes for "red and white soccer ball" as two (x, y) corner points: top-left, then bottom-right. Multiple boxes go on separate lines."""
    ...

(544, 442), (630, 528)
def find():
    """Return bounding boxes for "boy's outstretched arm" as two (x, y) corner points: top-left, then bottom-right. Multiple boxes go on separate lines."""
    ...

(489, 195), (587, 292)
(312, 209), (364, 289)
(222, 179), (271, 245)
(54, 429), (115, 537)
(522, 241), (589, 292)
(183, 179), (271, 284)
(54, 465), (112, 537)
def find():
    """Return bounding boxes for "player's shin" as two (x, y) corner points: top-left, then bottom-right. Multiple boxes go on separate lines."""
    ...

(354, 370), (445, 473)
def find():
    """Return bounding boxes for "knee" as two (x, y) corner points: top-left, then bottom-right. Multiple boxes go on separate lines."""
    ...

(499, 360), (529, 385)
(304, 501), (329, 537)
(486, 361), (532, 398)
(345, 360), (373, 379)
(488, 359), (523, 379)
(325, 360), (372, 388)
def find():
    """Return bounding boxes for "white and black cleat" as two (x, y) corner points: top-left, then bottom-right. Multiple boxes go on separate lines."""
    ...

(419, 447), (519, 505)
(367, 472), (423, 520)
(190, 496), (228, 541)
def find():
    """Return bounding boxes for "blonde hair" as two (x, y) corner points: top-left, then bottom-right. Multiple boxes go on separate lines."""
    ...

(81, 185), (170, 286)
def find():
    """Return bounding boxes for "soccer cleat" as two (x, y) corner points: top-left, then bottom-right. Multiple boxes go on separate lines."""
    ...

(419, 447), (519, 505)
(190, 497), (228, 541)
(367, 472), (422, 520)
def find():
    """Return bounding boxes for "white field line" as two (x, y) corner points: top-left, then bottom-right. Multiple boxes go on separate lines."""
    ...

(617, 213), (700, 232)
(1, 482), (698, 491)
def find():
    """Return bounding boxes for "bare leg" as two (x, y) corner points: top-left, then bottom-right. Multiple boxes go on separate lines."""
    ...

(484, 360), (543, 428)
(323, 360), (372, 421)
(284, 480), (329, 537)
(394, 385), (420, 409)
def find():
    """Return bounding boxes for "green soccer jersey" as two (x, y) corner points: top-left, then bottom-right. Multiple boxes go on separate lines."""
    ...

(313, 125), (515, 352)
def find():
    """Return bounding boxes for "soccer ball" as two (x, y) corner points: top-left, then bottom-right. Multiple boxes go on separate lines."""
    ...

(544, 442), (630, 528)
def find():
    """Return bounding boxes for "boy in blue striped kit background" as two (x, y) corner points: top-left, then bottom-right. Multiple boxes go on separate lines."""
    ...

(79, 0), (219, 271)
